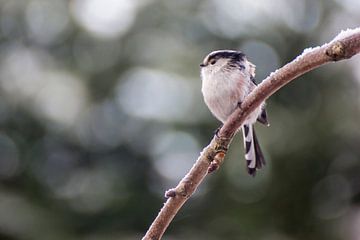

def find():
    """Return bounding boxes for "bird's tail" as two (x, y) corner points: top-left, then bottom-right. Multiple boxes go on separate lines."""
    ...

(242, 124), (266, 176)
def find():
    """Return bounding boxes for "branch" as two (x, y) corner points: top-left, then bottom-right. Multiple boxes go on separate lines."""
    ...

(142, 28), (360, 240)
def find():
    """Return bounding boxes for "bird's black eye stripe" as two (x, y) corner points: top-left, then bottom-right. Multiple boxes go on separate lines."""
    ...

(202, 50), (246, 68)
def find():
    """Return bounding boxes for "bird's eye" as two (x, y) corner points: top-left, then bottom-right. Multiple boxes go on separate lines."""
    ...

(209, 59), (216, 65)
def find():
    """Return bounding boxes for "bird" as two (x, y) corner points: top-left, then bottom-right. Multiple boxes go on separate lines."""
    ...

(200, 50), (269, 176)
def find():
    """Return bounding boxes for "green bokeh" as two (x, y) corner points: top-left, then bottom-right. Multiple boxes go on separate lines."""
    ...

(0, 0), (359, 239)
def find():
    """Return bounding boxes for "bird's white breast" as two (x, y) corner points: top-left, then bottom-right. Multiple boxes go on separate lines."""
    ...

(201, 69), (250, 123)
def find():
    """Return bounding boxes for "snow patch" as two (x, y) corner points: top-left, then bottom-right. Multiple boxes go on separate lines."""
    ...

(265, 27), (360, 81)
(332, 27), (360, 42)
(269, 69), (279, 78)
(296, 27), (360, 62)
(294, 46), (321, 62)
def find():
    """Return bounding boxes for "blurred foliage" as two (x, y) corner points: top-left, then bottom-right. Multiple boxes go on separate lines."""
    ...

(0, 0), (359, 239)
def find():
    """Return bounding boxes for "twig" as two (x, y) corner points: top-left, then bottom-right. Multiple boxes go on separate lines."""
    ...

(142, 28), (360, 240)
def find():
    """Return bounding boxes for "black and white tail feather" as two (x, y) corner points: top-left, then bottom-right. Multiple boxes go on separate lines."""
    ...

(242, 124), (265, 176)
(242, 109), (268, 176)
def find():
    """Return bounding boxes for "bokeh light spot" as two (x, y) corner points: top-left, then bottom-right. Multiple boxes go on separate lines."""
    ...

(312, 174), (351, 220)
(240, 40), (280, 81)
(25, 0), (71, 45)
(71, 0), (138, 39)
(151, 130), (200, 181)
(116, 68), (195, 122)
(0, 46), (88, 127)
(55, 168), (117, 213)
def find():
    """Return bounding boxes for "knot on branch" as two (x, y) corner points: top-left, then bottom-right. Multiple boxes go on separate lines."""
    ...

(326, 41), (346, 61)
(208, 151), (226, 173)
(214, 136), (230, 152)
(208, 136), (231, 173)
(165, 180), (193, 198)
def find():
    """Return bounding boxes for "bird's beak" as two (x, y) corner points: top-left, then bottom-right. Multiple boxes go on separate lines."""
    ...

(200, 63), (206, 67)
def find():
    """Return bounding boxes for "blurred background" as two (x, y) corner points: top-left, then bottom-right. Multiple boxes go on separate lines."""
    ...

(0, 0), (359, 239)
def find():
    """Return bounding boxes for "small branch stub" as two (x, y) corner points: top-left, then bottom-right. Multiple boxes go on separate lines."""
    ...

(164, 189), (176, 198)
(326, 41), (346, 61)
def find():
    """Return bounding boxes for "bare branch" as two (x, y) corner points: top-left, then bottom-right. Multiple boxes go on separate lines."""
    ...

(142, 28), (360, 240)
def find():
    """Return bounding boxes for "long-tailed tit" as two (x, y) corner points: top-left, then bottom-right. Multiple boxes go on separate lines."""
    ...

(200, 50), (269, 176)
